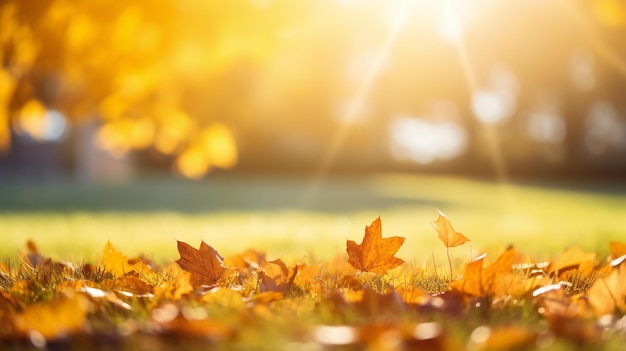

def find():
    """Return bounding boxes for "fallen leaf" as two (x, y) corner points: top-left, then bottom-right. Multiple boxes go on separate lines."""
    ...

(260, 259), (299, 293)
(224, 249), (266, 271)
(609, 242), (626, 259)
(587, 257), (626, 316)
(103, 241), (151, 277)
(550, 246), (596, 279)
(77, 286), (132, 310)
(347, 217), (405, 274)
(153, 263), (194, 301)
(432, 210), (470, 248)
(451, 248), (518, 298)
(13, 293), (89, 340)
(175, 240), (230, 288)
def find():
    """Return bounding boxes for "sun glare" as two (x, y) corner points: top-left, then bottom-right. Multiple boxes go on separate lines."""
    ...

(1, 0), (624, 178)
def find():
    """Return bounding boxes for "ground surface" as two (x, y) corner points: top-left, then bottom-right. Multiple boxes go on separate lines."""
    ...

(2, 173), (626, 350)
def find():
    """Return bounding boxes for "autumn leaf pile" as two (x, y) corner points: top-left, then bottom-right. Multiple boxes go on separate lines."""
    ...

(2, 212), (626, 350)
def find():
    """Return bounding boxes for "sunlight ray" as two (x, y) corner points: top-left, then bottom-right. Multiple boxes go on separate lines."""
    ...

(302, 0), (411, 205)
(444, 1), (514, 210)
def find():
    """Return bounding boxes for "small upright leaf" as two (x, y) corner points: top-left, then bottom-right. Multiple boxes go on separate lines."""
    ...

(175, 241), (228, 288)
(346, 217), (405, 275)
(432, 210), (470, 248)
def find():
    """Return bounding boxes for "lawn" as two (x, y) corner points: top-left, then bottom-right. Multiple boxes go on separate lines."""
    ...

(1, 173), (625, 265)
(2, 173), (626, 350)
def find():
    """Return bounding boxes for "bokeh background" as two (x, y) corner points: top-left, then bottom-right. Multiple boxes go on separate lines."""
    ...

(1, 0), (626, 179)
(0, 0), (625, 261)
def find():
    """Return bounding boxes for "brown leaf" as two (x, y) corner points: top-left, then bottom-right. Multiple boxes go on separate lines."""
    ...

(432, 210), (470, 248)
(175, 240), (229, 288)
(346, 217), (405, 274)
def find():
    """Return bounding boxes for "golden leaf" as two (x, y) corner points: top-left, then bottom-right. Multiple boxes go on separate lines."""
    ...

(346, 217), (405, 275)
(587, 257), (626, 316)
(432, 209), (470, 248)
(451, 248), (518, 297)
(102, 241), (150, 277)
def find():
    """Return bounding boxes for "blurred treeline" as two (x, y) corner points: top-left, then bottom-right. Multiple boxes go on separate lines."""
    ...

(0, 0), (625, 180)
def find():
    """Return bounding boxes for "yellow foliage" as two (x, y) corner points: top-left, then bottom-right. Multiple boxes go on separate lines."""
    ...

(16, 99), (48, 140)
(102, 241), (151, 277)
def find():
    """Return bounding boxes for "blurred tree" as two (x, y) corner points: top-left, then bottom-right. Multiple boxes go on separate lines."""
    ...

(0, 0), (309, 177)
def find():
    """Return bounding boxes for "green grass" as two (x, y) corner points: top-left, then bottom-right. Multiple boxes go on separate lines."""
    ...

(1, 173), (625, 267)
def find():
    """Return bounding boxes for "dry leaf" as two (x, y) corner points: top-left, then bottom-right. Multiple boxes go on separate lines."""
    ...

(587, 257), (626, 316)
(432, 209), (470, 248)
(550, 246), (596, 279)
(609, 242), (626, 259)
(153, 263), (194, 301)
(346, 217), (405, 274)
(260, 259), (299, 293)
(451, 248), (518, 298)
(175, 240), (230, 288)
(103, 241), (151, 277)
(224, 249), (266, 271)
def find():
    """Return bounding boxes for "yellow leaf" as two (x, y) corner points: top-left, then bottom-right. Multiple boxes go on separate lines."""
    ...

(102, 241), (148, 277)
(432, 209), (470, 248)
(153, 263), (194, 301)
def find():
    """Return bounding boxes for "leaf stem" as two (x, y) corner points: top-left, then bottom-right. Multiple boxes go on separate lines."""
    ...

(447, 246), (453, 281)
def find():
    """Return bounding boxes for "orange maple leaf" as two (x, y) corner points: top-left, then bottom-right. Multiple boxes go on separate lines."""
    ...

(346, 217), (405, 275)
(432, 209), (470, 248)
(175, 240), (229, 288)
